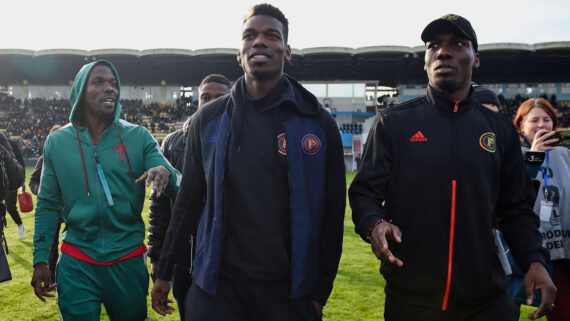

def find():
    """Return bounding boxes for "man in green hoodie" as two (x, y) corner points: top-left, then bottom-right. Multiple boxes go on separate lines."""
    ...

(31, 60), (181, 321)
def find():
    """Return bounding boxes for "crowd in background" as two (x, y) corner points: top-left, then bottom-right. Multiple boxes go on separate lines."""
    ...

(498, 94), (570, 127)
(0, 95), (70, 158)
(122, 99), (191, 132)
(0, 92), (568, 160)
(0, 94), (195, 158)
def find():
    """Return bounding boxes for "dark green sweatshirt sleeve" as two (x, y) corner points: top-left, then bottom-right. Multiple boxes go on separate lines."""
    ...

(141, 127), (181, 198)
(33, 138), (62, 266)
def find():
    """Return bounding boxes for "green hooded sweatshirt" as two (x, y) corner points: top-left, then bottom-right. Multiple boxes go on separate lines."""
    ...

(33, 60), (181, 265)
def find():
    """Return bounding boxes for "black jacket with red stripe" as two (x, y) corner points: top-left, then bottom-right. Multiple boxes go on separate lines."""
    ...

(349, 85), (548, 310)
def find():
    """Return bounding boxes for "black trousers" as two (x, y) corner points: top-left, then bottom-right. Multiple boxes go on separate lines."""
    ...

(172, 265), (192, 321)
(384, 291), (520, 321)
(185, 278), (321, 321)
(5, 190), (21, 225)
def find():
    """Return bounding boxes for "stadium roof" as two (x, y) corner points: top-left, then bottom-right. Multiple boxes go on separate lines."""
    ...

(1, 42), (570, 87)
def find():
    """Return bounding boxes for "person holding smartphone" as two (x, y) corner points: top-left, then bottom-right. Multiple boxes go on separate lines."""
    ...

(513, 97), (570, 321)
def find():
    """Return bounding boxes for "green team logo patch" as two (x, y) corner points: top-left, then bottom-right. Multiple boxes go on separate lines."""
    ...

(479, 132), (496, 153)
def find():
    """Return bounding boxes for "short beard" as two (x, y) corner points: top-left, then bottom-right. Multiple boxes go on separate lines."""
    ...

(434, 79), (459, 93)
(99, 109), (115, 121)
(250, 68), (281, 82)
(78, 103), (115, 123)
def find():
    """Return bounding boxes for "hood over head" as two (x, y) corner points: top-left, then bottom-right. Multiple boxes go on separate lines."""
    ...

(69, 59), (122, 124)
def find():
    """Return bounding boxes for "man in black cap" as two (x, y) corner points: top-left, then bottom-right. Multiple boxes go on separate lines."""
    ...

(350, 14), (556, 321)
(472, 85), (500, 112)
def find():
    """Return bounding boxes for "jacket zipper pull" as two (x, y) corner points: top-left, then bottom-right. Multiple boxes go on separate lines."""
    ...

(453, 101), (459, 113)
(95, 156), (115, 207)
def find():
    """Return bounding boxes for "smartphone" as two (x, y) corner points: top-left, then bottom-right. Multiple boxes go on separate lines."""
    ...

(553, 129), (570, 147)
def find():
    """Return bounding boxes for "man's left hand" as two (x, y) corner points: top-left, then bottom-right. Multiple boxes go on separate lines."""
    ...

(136, 166), (171, 198)
(151, 278), (175, 316)
(524, 262), (557, 320)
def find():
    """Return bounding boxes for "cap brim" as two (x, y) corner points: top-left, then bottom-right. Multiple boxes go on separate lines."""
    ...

(421, 19), (472, 44)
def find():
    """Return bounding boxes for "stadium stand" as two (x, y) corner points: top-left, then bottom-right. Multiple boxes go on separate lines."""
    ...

(1, 93), (568, 152)
(0, 93), (193, 158)
(1, 44), (570, 171)
(1, 91), (567, 173)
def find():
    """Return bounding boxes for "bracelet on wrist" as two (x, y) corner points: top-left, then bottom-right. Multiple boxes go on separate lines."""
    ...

(367, 219), (384, 238)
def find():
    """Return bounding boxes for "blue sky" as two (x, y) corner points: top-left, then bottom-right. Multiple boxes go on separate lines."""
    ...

(2, 0), (569, 50)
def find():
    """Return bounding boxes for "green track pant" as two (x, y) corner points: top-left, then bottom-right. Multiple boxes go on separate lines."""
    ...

(56, 253), (149, 321)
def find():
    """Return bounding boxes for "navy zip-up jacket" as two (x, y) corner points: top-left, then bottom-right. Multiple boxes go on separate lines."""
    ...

(349, 85), (548, 311)
(158, 75), (346, 305)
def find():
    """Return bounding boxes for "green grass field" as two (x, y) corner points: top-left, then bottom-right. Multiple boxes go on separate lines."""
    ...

(0, 169), (543, 320)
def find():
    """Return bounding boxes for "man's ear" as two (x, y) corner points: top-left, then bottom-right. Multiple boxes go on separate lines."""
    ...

(423, 49), (428, 72)
(236, 52), (242, 66)
(285, 44), (292, 63)
(472, 52), (480, 70)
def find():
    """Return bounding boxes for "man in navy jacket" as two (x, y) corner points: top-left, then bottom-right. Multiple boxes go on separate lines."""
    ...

(152, 4), (345, 321)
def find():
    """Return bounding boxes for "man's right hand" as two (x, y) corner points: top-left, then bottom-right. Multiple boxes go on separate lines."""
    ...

(369, 221), (404, 267)
(29, 181), (39, 195)
(531, 129), (558, 152)
(31, 263), (56, 302)
(524, 262), (557, 320)
(151, 278), (175, 316)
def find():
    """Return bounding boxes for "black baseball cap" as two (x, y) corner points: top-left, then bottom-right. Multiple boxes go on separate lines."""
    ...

(421, 14), (478, 52)
(472, 85), (499, 106)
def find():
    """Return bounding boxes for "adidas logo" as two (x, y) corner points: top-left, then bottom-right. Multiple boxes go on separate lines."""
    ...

(410, 131), (428, 142)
